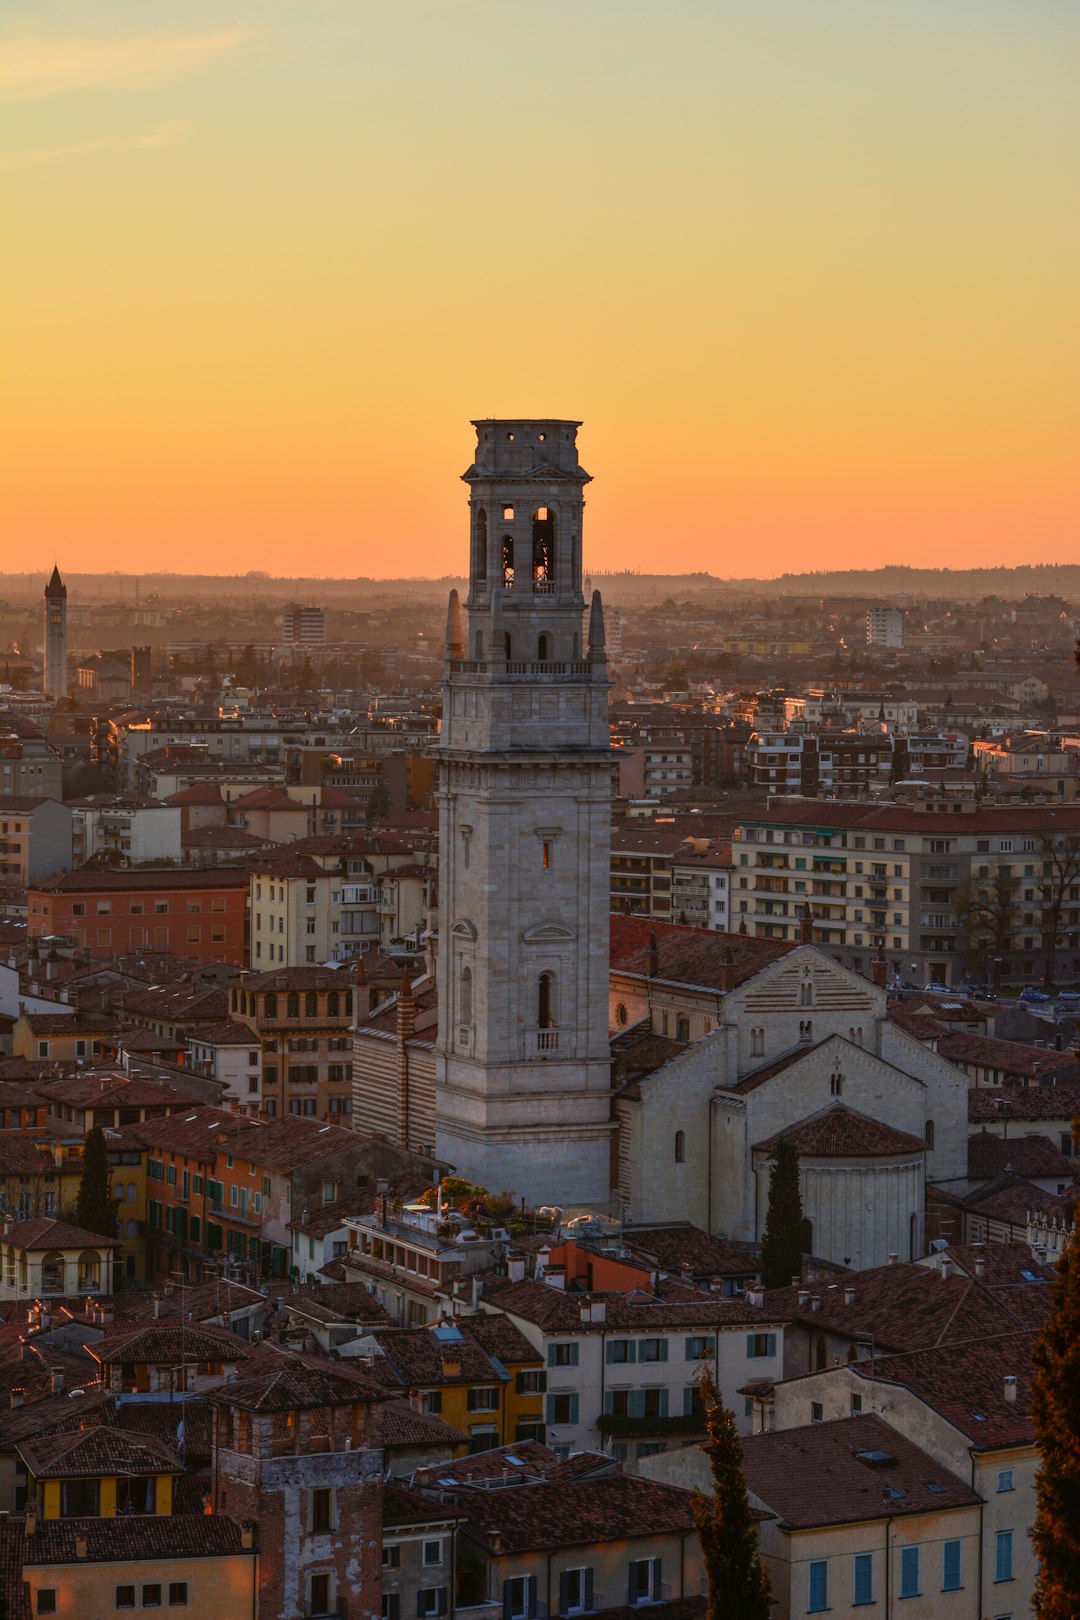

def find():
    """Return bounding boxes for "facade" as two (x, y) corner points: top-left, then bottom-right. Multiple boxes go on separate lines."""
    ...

(866, 604), (905, 647)
(229, 965), (356, 1120)
(0, 1216), (119, 1301)
(435, 419), (614, 1207)
(280, 603), (327, 646)
(28, 868), (249, 964)
(0, 797), (73, 885)
(43, 567), (68, 702)
(69, 796), (181, 866)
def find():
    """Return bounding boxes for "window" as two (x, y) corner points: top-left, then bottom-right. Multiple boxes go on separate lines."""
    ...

(853, 1553), (873, 1606)
(417, 1591), (448, 1618)
(115, 1590), (136, 1611)
(309, 1573), (333, 1616)
(142, 1586), (162, 1609)
(548, 1342), (579, 1367)
(685, 1336), (711, 1360)
(997, 1468), (1014, 1492)
(746, 1333), (777, 1359)
(628, 1558), (662, 1606)
(60, 1478), (100, 1516)
(310, 1487), (333, 1534)
(423, 1540), (442, 1565)
(808, 1560), (828, 1613)
(538, 972), (555, 1029)
(607, 1340), (635, 1365)
(546, 1391), (579, 1425)
(995, 1531), (1013, 1583)
(810, 1402), (824, 1423)
(850, 1393), (862, 1415)
(36, 1595), (57, 1617)
(942, 1540), (962, 1592)
(899, 1546), (920, 1598)
(515, 1369), (546, 1394)
(382, 1546), (401, 1569)
(382, 1598), (401, 1620)
(116, 1476), (156, 1514)
(639, 1337), (668, 1363)
(504, 1576), (537, 1620)
(467, 1385), (499, 1412)
(560, 1567), (591, 1617)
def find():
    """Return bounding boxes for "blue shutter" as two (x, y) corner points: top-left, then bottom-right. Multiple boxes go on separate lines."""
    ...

(767, 1333), (777, 1357)
(658, 1389), (669, 1418)
(942, 1541), (961, 1591)
(995, 1531), (1013, 1583)
(657, 1340), (668, 1362)
(527, 1576), (538, 1618)
(853, 1553), (872, 1605)
(629, 1390), (646, 1418)
(603, 1391), (614, 1415)
(568, 1393), (579, 1424)
(746, 1333), (756, 1357)
(584, 1569), (593, 1611)
(547, 1345), (558, 1368)
(651, 1558), (662, 1600)
(900, 1547), (919, 1598)
(546, 1394), (556, 1424)
(683, 1386), (695, 1417)
(502, 1582), (513, 1620)
(559, 1573), (570, 1615)
(808, 1561), (828, 1612)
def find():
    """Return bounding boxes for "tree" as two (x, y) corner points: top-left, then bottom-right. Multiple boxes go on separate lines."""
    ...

(954, 862), (1019, 985)
(74, 1126), (117, 1240)
(1030, 1120), (1080, 1618)
(760, 1137), (803, 1290)
(1037, 831), (1080, 990)
(690, 1367), (771, 1620)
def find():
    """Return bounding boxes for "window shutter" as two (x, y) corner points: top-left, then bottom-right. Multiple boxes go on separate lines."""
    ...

(629, 1390), (646, 1419)
(467, 1388), (478, 1412)
(546, 1394), (556, 1424)
(568, 1393), (579, 1424)
(658, 1389), (669, 1418)
(657, 1340), (668, 1362)
(767, 1333), (776, 1357)
(651, 1558), (662, 1600)
(437, 1591), (448, 1616)
(547, 1346), (558, 1368)
(559, 1573), (570, 1615)
(417, 1596), (426, 1618)
(584, 1569), (593, 1611)
(539, 1370), (547, 1392)
(527, 1576), (538, 1618)
(503, 1583), (513, 1620)
(515, 1371), (525, 1394)
(603, 1391), (614, 1415)
(746, 1333), (756, 1357)
(628, 1341), (637, 1363)
(683, 1386), (695, 1416)
(628, 1565), (637, 1606)
(605, 1341), (616, 1365)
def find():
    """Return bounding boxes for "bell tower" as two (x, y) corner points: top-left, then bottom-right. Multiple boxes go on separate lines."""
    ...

(43, 565), (68, 703)
(435, 419), (613, 1209)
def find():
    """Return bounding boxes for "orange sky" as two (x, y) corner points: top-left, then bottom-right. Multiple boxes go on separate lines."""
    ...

(3, 2), (1078, 579)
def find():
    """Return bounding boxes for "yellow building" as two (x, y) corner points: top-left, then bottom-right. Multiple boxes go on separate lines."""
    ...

(367, 1318), (546, 1450)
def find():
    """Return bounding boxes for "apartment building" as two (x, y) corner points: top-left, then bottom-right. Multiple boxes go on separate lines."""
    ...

(0, 797), (72, 886)
(249, 834), (429, 967)
(69, 795), (181, 866)
(29, 868), (249, 965)
(229, 964), (356, 1120)
(0, 717), (64, 800)
(732, 800), (1080, 986)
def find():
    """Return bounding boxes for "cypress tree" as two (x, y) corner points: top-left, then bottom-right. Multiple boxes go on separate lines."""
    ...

(760, 1136), (804, 1291)
(75, 1126), (118, 1240)
(690, 1367), (771, 1620)
(1031, 1120), (1080, 1617)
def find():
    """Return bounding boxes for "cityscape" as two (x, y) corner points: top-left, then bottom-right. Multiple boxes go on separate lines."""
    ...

(3, 5), (1078, 1620)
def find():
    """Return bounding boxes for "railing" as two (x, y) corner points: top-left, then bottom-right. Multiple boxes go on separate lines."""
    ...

(449, 659), (592, 679)
(532, 579), (556, 595)
(534, 1029), (559, 1053)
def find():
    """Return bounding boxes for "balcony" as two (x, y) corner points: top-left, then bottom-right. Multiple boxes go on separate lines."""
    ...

(597, 1412), (704, 1438)
(532, 1029), (559, 1055)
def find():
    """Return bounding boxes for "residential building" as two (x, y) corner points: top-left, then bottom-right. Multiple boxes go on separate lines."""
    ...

(0, 714), (64, 800)
(280, 603), (326, 646)
(249, 834), (426, 967)
(229, 964), (356, 1120)
(0, 797), (73, 886)
(0, 1216), (119, 1302)
(28, 868), (250, 965)
(866, 604), (905, 647)
(68, 796), (181, 866)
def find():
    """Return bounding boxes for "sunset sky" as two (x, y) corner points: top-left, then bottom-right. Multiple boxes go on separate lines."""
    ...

(3, 1), (1077, 580)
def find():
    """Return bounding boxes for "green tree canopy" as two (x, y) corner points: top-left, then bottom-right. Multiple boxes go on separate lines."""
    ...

(691, 1367), (771, 1620)
(74, 1126), (118, 1240)
(760, 1136), (804, 1291)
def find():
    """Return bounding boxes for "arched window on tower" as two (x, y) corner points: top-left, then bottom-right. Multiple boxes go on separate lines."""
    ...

(676, 1016), (690, 1043)
(802, 1218), (815, 1258)
(501, 533), (514, 588)
(925, 1119), (935, 1150)
(474, 507), (487, 586)
(537, 972), (555, 1029)
(460, 965), (473, 1030)
(475, 631), (484, 659)
(674, 1130), (686, 1163)
(537, 634), (549, 662)
(532, 507), (555, 591)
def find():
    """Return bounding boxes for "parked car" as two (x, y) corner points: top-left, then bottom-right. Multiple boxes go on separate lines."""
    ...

(1056, 990), (1080, 1004)
(1020, 987), (1050, 1004)
(924, 982), (951, 995)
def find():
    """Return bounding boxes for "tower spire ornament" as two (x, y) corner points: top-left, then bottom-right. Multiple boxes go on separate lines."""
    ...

(43, 565), (68, 702)
(434, 420), (614, 1209)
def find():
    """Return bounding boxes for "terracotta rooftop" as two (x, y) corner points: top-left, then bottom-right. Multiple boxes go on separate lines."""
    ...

(32, 867), (250, 893)
(209, 1351), (387, 1412)
(371, 1324), (509, 1388)
(483, 1282), (785, 1334)
(939, 1032), (1078, 1080)
(755, 1103), (929, 1159)
(969, 1085), (1080, 1124)
(858, 1331), (1038, 1448)
(370, 1397), (467, 1452)
(621, 1223), (762, 1281)
(741, 1413), (980, 1529)
(3, 1217), (119, 1250)
(609, 914), (794, 989)
(968, 1129), (1076, 1182)
(440, 1471), (697, 1553)
(89, 1321), (250, 1367)
(18, 1424), (180, 1480)
(21, 1513), (253, 1565)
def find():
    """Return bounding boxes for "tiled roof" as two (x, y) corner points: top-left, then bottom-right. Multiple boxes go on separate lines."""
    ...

(938, 1241), (1056, 1287)
(763, 1255), (1050, 1353)
(621, 1223), (761, 1281)
(21, 1513), (253, 1565)
(372, 1397), (468, 1451)
(384, 1481), (466, 1527)
(0, 1524), (30, 1620)
(116, 1398), (214, 1457)
(460, 1314), (543, 1366)
(0, 1138), (54, 1176)
(857, 1331), (1038, 1447)
(968, 1085), (1080, 1124)
(411, 1440), (563, 1488)
(741, 1414), (980, 1528)
(20, 1011), (119, 1035)
(608, 915), (794, 989)
(4, 1217), (119, 1250)
(18, 1425), (180, 1480)
(33, 1070), (205, 1109)
(209, 1351), (387, 1412)
(269, 1280), (388, 1327)
(963, 1173), (1071, 1225)
(484, 1282), (785, 1334)
(446, 1472), (696, 1552)
(755, 1104), (928, 1159)
(32, 868), (250, 893)
(240, 965), (355, 991)
(968, 1130), (1076, 1181)
(372, 1325), (507, 1388)
(939, 1032), (1078, 1079)
(609, 1026), (684, 1097)
(0, 1389), (112, 1450)
(187, 1019), (256, 1046)
(89, 1322), (250, 1366)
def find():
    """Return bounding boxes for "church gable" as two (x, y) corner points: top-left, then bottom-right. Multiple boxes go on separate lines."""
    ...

(734, 946), (883, 1018)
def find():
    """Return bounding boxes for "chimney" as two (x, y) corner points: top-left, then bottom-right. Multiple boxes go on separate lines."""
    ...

(152, 1292), (163, 1319)
(940, 1257), (952, 1280)
(717, 948), (736, 994)
(887, 1252), (898, 1266)
(1004, 1374), (1017, 1404)
(471, 1276), (482, 1308)
(542, 1264), (566, 1291)
(2, 1213), (14, 1238)
(647, 932), (660, 979)
(843, 1286), (856, 1306)
(797, 1288), (810, 1306)
(10, 1391), (23, 1410)
(810, 1295), (821, 1311)
(24, 1502), (37, 1537)
(75, 1535), (88, 1559)
(871, 948), (887, 988)
(747, 1284), (764, 1308)
(397, 968), (416, 1042)
(241, 1523), (254, 1549)
(49, 1370), (64, 1395)
(974, 1256), (987, 1279)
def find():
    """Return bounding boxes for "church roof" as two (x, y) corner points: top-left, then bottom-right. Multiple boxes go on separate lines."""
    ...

(754, 1103), (928, 1159)
(608, 915), (794, 989)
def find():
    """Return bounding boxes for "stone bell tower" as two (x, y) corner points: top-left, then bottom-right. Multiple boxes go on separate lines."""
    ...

(43, 565), (68, 703)
(435, 419), (613, 1209)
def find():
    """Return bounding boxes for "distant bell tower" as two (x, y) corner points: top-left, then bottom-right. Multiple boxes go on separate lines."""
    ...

(43, 565), (68, 702)
(435, 419), (614, 1209)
